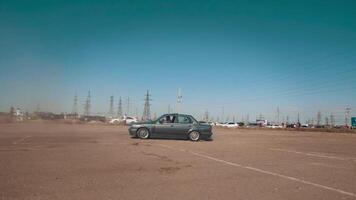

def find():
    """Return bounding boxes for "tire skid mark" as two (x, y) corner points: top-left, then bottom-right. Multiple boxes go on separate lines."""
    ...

(12, 136), (31, 145)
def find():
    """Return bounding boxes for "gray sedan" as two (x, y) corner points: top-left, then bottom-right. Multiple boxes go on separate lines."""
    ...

(128, 113), (213, 141)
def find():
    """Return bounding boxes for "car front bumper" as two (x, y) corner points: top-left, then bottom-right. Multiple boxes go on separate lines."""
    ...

(128, 127), (138, 137)
(200, 131), (213, 139)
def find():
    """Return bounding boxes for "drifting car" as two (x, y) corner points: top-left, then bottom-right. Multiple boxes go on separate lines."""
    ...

(128, 113), (213, 141)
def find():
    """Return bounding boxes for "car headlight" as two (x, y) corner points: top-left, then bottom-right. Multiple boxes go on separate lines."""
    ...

(131, 124), (141, 128)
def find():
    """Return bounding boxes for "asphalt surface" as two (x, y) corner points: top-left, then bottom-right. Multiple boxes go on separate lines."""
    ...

(1, 122), (356, 200)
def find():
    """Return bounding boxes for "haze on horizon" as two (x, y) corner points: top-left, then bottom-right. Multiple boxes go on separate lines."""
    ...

(0, 0), (355, 124)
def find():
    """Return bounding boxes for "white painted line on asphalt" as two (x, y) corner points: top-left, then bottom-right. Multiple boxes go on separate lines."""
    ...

(269, 148), (356, 162)
(12, 136), (31, 145)
(157, 144), (356, 198)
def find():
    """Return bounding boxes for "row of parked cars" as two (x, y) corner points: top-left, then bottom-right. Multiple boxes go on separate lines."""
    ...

(109, 115), (138, 125)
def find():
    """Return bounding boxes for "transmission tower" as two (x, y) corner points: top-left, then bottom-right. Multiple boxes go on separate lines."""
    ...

(330, 113), (335, 127)
(286, 115), (290, 125)
(72, 93), (78, 114)
(168, 104), (171, 114)
(317, 111), (321, 126)
(176, 88), (182, 113)
(108, 95), (114, 117)
(221, 107), (225, 122)
(142, 90), (152, 121)
(345, 107), (351, 127)
(117, 97), (123, 118)
(325, 116), (329, 126)
(204, 110), (209, 121)
(126, 97), (130, 116)
(258, 113), (264, 120)
(84, 90), (91, 116)
(277, 106), (280, 124)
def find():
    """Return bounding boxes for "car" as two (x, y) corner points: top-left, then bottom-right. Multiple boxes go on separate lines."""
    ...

(109, 116), (138, 125)
(124, 116), (138, 125)
(223, 122), (239, 128)
(109, 118), (123, 124)
(267, 124), (283, 129)
(128, 113), (213, 141)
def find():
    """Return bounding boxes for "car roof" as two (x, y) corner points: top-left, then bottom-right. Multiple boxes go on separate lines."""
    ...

(163, 113), (191, 117)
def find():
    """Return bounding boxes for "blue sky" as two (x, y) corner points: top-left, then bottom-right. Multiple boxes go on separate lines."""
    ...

(0, 0), (355, 123)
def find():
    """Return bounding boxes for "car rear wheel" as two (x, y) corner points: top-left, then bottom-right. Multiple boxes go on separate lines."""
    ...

(188, 131), (200, 141)
(137, 128), (149, 139)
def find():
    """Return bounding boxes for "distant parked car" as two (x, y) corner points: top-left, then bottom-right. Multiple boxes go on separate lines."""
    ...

(301, 124), (309, 128)
(267, 124), (283, 129)
(223, 122), (239, 128)
(128, 113), (213, 141)
(109, 118), (124, 124)
(110, 116), (137, 125)
(124, 116), (138, 125)
(215, 122), (224, 127)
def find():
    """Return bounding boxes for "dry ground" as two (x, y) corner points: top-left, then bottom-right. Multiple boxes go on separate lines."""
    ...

(1, 122), (356, 200)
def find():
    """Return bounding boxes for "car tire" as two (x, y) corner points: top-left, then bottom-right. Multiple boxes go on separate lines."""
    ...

(188, 131), (200, 141)
(137, 128), (150, 139)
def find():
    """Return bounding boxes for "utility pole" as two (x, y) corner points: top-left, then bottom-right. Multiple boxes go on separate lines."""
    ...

(176, 88), (182, 113)
(297, 112), (300, 124)
(84, 90), (91, 116)
(108, 95), (114, 117)
(246, 114), (250, 125)
(142, 90), (152, 121)
(117, 97), (123, 118)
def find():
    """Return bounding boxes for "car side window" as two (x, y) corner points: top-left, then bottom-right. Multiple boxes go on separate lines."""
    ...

(178, 115), (192, 124)
(158, 115), (177, 124)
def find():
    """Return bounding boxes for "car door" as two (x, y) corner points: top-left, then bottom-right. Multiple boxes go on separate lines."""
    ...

(153, 114), (177, 138)
(172, 115), (193, 139)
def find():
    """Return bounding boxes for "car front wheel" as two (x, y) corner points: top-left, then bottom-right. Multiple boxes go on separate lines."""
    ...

(188, 131), (200, 141)
(137, 128), (150, 139)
